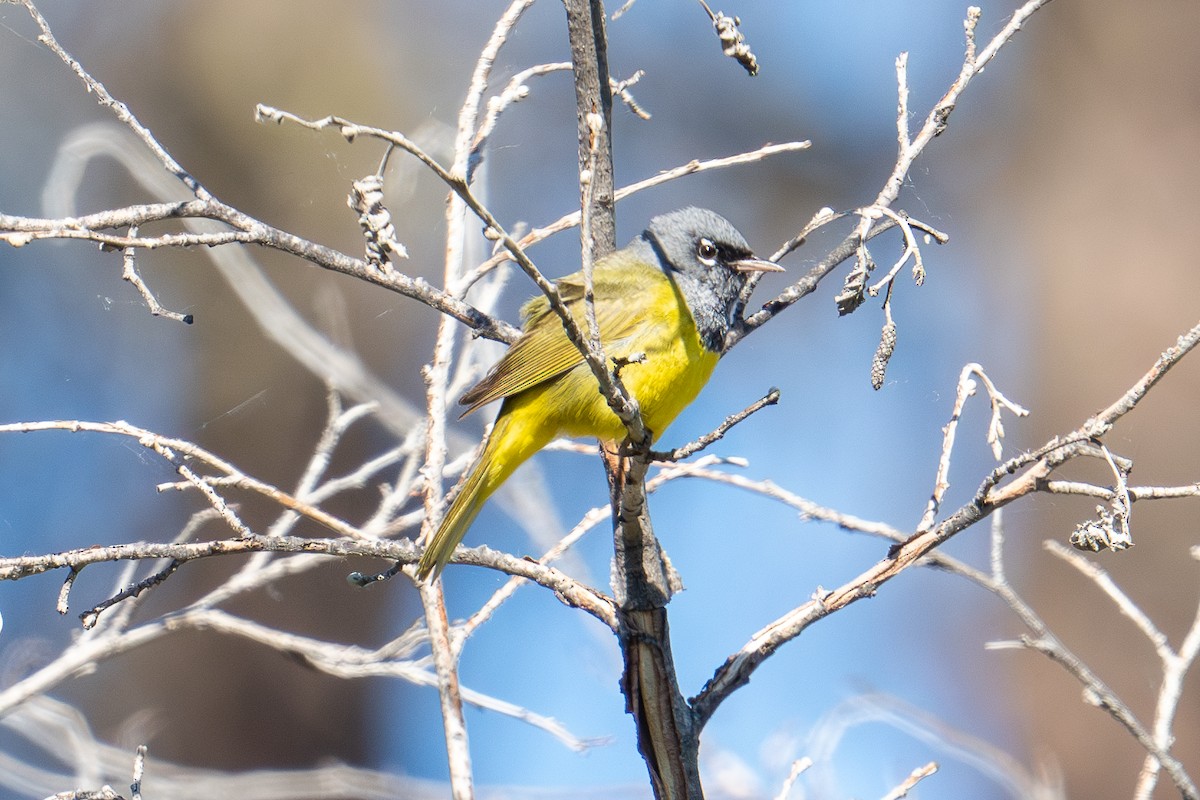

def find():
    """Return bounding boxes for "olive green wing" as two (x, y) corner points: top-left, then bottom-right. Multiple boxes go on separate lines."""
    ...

(459, 265), (652, 415)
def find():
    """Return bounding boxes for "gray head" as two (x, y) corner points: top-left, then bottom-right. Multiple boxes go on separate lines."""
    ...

(636, 207), (782, 352)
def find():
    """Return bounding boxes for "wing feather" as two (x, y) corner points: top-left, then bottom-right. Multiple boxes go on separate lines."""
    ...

(459, 260), (656, 415)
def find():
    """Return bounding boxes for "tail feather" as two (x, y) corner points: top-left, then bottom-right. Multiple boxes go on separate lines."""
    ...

(415, 452), (491, 581)
(416, 405), (550, 581)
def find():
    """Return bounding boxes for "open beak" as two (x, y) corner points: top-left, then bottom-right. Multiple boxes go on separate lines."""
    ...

(731, 256), (785, 274)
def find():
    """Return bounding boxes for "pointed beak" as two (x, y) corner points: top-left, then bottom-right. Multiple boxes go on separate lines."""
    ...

(730, 256), (784, 274)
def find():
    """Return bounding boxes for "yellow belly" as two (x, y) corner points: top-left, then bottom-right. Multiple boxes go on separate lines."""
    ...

(509, 290), (717, 444)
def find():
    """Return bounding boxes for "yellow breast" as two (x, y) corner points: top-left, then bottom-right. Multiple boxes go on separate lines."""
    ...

(541, 272), (719, 443)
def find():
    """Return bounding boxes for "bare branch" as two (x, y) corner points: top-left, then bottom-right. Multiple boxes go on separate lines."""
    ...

(880, 762), (938, 800)
(652, 388), (780, 462)
(257, 105), (647, 441)
(79, 560), (181, 630)
(2, 164), (516, 347)
(1046, 542), (1165, 654)
(184, 608), (607, 752)
(457, 505), (612, 650)
(18, 0), (206, 198)
(465, 141), (811, 287)
(732, 0), (1054, 343)
(917, 364), (1028, 532)
(0, 419), (363, 539)
(772, 757), (812, 800)
(696, 0), (760, 76)
(420, 582), (475, 800)
(692, 317), (1200, 731)
(469, 62), (572, 176)
(119, 227), (193, 324)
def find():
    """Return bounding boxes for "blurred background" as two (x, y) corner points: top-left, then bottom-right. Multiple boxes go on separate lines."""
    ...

(1, 1), (1199, 798)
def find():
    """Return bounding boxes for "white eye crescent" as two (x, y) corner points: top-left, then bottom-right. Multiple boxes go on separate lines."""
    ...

(696, 238), (719, 265)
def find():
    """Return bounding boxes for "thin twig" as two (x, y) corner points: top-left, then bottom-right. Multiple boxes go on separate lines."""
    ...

(420, 582), (474, 800)
(731, 0), (1052, 344)
(19, 0), (208, 198)
(880, 762), (938, 800)
(464, 141), (810, 286)
(973, 512), (1196, 798)
(692, 316), (1200, 736)
(772, 757), (812, 800)
(120, 226), (193, 324)
(258, 105), (646, 442)
(421, 6), (538, 795)
(917, 364), (1027, 532)
(653, 388), (780, 462)
(0, 419), (363, 539)
(79, 560), (181, 630)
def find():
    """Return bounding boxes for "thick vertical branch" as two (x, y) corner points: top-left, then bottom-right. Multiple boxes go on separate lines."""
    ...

(563, 0), (616, 256)
(607, 451), (703, 799)
(563, 2), (699, 797)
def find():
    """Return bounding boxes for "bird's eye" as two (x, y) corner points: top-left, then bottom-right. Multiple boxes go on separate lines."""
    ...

(696, 238), (719, 264)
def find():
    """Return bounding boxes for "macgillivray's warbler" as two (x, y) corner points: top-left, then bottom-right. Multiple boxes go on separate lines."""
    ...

(416, 207), (782, 581)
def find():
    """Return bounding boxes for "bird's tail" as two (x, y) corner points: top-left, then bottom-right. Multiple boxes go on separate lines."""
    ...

(415, 406), (550, 581)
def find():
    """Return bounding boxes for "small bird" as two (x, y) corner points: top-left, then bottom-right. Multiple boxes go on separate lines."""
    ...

(416, 207), (781, 580)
